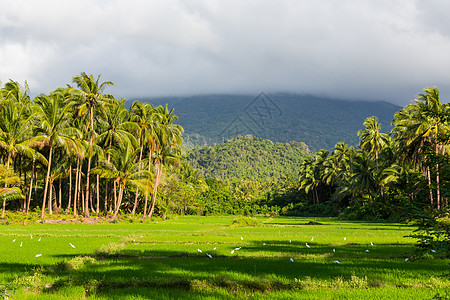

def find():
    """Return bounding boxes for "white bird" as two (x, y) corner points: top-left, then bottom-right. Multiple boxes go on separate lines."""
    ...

(70, 243), (75, 248)
(311, 237), (314, 242)
(344, 237), (346, 241)
(305, 243), (310, 248)
(405, 258), (409, 261)
(231, 250), (235, 254)
(290, 258), (294, 262)
(12, 239), (16, 243)
(206, 253), (212, 259)
(38, 237), (41, 242)
(212, 247), (216, 251)
(241, 237), (243, 240)
(333, 248), (335, 252)
(263, 243), (266, 246)
(30, 234), (33, 239)
(133, 239), (135, 242)
(234, 247), (241, 250)
(20, 242), (23, 247)
(333, 260), (341, 264)
(197, 249), (202, 253)
(35, 254), (42, 257)
(289, 239), (291, 244)
(431, 250), (436, 253)
(370, 242), (373, 246)
(365, 249), (370, 253)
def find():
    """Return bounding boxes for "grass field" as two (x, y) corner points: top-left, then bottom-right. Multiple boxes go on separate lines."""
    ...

(0, 216), (449, 299)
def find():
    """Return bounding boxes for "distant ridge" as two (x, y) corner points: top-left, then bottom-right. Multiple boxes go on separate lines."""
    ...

(137, 93), (401, 151)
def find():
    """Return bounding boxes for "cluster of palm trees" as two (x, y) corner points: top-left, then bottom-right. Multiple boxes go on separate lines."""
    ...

(299, 87), (449, 216)
(0, 73), (183, 220)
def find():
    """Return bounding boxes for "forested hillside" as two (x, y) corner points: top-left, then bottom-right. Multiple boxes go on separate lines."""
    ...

(146, 93), (400, 151)
(187, 136), (311, 181)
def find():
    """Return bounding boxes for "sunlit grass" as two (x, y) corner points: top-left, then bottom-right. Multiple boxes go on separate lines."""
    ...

(0, 216), (448, 299)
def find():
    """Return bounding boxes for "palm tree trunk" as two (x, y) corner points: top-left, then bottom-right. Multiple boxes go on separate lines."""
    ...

(132, 144), (144, 216)
(41, 145), (53, 219)
(111, 183), (124, 221)
(74, 158), (80, 216)
(143, 148), (152, 219)
(96, 174), (100, 214)
(67, 166), (72, 212)
(48, 180), (53, 215)
(26, 161), (35, 214)
(58, 178), (62, 210)
(148, 162), (162, 219)
(427, 166), (434, 209)
(85, 156), (92, 218)
(435, 144), (441, 210)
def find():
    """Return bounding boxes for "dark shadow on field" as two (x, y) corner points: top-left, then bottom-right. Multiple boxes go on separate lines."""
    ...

(35, 242), (449, 299)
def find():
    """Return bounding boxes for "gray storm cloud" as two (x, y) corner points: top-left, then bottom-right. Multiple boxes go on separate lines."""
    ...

(1, 0), (450, 105)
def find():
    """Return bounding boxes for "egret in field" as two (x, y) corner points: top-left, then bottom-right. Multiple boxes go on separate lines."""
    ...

(30, 234), (33, 239)
(290, 258), (294, 262)
(289, 239), (291, 244)
(212, 247), (216, 251)
(333, 248), (335, 253)
(431, 250), (436, 253)
(234, 247), (241, 250)
(133, 238), (135, 242)
(206, 253), (212, 259)
(344, 237), (346, 241)
(305, 243), (310, 248)
(365, 249), (369, 253)
(20, 242), (23, 247)
(405, 258), (409, 261)
(35, 254), (42, 257)
(370, 242), (373, 246)
(198, 249), (202, 253)
(333, 260), (341, 264)
(69, 243), (76, 248)
(241, 237), (243, 240)
(263, 243), (266, 246)
(12, 239), (16, 243)
(311, 237), (314, 242)
(231, 250), (235, 254)
(38, 237), (41, 242)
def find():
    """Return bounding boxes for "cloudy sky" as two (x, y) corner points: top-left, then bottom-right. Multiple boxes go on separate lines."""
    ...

(1, 0), (450, 105)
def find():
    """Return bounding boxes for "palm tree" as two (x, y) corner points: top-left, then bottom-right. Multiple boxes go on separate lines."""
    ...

(97, 98), (138, 214)
(33, 90), (81, 218)
(147, 105), (183, 219)
(358, 116), (390, 168)
(0, 163), (24, 218)
(93, 142), (152, 221)
(69, 73), (114, 217)
(392, 87), (449, 209)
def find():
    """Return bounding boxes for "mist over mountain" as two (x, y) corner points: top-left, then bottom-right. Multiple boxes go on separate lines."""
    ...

(138, 93), (401, 151)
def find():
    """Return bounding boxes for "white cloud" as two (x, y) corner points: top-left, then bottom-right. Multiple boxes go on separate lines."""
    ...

(1, 0), (450, 105)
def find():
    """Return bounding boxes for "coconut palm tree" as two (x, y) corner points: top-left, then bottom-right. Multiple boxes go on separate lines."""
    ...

(69, 73), (115, 217)
(97, 98), (138, 214)
(392, 87), (450, 209)
(0, 163), (24, 218)
(358, 116), (390, 168)
(93, 142), (152, 221)
(33, 90), (81, 218)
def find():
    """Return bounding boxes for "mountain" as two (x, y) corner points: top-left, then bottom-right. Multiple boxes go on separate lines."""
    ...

(136, 93), (401, 151)
(187, 136), (311, 181)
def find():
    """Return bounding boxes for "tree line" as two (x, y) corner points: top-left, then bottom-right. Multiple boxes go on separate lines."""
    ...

(0, 73), (183, 220)
(296, 87), (449, 219)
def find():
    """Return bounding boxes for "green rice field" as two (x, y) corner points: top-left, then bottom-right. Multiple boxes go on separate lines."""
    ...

(0, 216), (449, 299)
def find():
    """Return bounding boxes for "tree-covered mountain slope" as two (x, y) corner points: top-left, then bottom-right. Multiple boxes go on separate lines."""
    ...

(143, 93), (400, 151)
(186, 136), (311, 181)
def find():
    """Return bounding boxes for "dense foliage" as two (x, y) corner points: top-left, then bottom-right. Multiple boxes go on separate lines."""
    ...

(187, 136), (310, 181)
